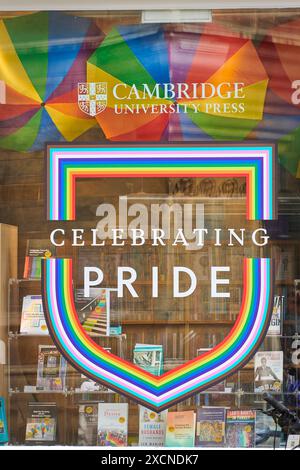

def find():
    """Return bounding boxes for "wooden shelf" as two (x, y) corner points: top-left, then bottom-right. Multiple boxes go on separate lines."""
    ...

(120, 319), (235, 325)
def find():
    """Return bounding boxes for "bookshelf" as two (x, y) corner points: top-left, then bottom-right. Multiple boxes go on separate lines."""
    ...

(4, 185), (300, 446)
(0, 224), (18, 401)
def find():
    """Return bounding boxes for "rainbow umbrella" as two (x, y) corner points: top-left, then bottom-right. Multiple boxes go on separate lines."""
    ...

(170, 23), (269, 141)
(87, 24), (172, 141)
(87, 23), (268, 142)
(0, 12), (103, 151)
(256, 19), (300, 177)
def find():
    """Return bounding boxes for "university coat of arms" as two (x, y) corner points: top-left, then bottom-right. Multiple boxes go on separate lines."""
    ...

(78, 82), (107, 116)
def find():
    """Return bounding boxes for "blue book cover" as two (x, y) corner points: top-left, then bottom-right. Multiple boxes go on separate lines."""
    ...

(133, 344), (163, 376)
(0, 397), (8, 444)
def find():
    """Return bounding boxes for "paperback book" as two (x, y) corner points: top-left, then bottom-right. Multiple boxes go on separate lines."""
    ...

(139, 406), (167, 447)
(36, 345), (67, 392)
(75, 288), (110, 337)
(23, 239), (54, 279)
(226, 410), (256, 448)
(196, 407), (226, 447)
(133, 344), (163, 376)
(97, 403), (128, 446)
(78, 403), (99, 446)
(20, 295), (48, 335)
(0, 397), (8, 445)
(165, 411), (196, 447)
(286, 434), (300, 450)
(254, 351), (283, 393)
(110, 326), (122, 336)
(25, 403), (57, 445)
(267, 295), (284, 336)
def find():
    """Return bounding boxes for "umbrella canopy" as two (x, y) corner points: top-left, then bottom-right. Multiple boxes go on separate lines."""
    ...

(172, 23), (269, 141)
(87, 23), (268, 142)
(87, 24), (172, 141)
(256, 19), (300, 177)
(0, 12), (103, 151)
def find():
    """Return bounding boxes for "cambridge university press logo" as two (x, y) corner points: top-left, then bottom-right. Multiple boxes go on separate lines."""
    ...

(78, 82), (107, 116)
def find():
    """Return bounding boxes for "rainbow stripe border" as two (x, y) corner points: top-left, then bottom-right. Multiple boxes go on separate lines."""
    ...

(43, 143), (277, 410)
(46, 143), (277, 221)
(42, 257), (274, 411)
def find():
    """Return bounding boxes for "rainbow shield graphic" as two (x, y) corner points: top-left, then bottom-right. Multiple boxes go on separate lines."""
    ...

(42, 144), (277, 411)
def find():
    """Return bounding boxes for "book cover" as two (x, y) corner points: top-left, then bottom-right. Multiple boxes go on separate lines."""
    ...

(254, 351), (283, 393)
(78, 403), (99, 446)
(0, 397), (8, 445)
(226, 410), (256, 448)
(110, 326), (122, 336)
(255, 411), (281, 448)
(25, 403), (57, 445)
(75, 288), (110, 337)
(286, 434), (300, 450)
(23, 239), (54, 279)
(138, 406), (167, 447)
(20, 295), (48, 335)
(133, 343), (163, 376)
(36, 345), (67, 391)
(267, 295), (283, 336)
(196, 407), (226, 447)
(165, 411), (196, 447)
(97, 403), (128, 446)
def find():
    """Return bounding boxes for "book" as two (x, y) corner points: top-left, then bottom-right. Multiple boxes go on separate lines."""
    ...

(25, 403), (57, 445)
(0, 397), (8, 445)
(255, 411), (281, 448)
(133, 343), (163, 376)
(97, 403), (128, 446)
(226, 410), (256, 448)
(110, 325), (122, 336)
(75, 288), (110, 337)
(36, 345), (67, 392)
(78, 403), (99, 446)
(20, 295), (48, 335)
(254, 351), (283, 393)
(267, 295), (284, 336)
(165, 411), (196, 447)
(23, 239), (54, 279)
(196, 407), (226, 447)
(286, 434), (300, 450)
(138, 406), (167, 447)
